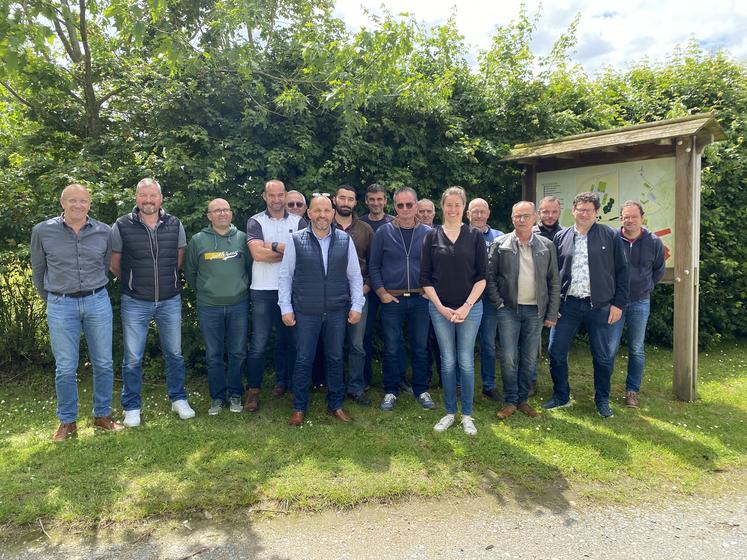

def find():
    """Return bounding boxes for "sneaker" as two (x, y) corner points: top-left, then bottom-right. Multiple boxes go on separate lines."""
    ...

(380, 393), (397, 412)
(433, 414), (455, 433)
(597, 401), (614, 418)
(417, 392), (435, 410)
(171, 399), (196, 420)
(208, 399), (224, 416)
(541, 396), (572, 410)
(399, 379), (414, 395)
(624, 391), (639, 408)
(461, 415), (477, 436)
(482, 388), (502, 401)
(123, 409), (141, 428)
(229, 396), (243, 413)
(349, 392), (372, 406)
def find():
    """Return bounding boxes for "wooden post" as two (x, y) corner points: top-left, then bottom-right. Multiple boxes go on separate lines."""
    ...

(673, 136), (698, 401)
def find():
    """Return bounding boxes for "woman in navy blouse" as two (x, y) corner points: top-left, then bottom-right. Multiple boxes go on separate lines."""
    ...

(420, 186), (488, 435)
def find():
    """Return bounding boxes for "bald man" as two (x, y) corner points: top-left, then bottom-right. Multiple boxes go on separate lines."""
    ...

(279, 194), (365, 426)
(31, 184), (123, 441)
(185, 198), (252, 416)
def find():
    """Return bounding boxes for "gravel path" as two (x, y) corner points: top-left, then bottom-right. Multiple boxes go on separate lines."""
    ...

(3, 492), (746, 559)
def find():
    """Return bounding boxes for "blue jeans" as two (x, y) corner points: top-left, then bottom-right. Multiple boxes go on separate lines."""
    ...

(429, 300), (483, 415)
(380, 294), (430, 396)
(120, 293), (187, 411)
(247, 289), (295, 390)
(364, 291), (406, 385)
(197, 300), (248, 401)
(292, 310), (347, 412)
(609, 298), (650, 393)
(478, 301), (499, 391)
(548, 296), (617, 405)
(496, 305), (543, 404)
(346, 298), (369, 396)
(46, 289), (114, 422)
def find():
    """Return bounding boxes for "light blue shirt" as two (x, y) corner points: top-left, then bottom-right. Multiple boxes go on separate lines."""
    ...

(278, 228), (365, 315)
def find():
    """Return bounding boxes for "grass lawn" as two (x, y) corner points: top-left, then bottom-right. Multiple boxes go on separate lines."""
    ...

(1, 341), (746, 531)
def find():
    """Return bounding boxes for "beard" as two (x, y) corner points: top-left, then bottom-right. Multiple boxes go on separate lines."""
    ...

(335, 205), (353, 217)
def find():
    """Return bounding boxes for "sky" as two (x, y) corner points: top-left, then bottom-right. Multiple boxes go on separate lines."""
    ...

(333, 0), (747, 74)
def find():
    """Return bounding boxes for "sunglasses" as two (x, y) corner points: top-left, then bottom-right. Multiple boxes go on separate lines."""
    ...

(396, 202), (415, 210)
(287, 202), (305, 208)
(312, 192), (330, 198)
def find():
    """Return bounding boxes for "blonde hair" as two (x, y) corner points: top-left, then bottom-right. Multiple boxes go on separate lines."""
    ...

(440, 186), (466, 208)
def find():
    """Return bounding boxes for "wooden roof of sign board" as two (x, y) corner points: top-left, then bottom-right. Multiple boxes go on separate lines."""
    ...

(503, 113), (726, 163)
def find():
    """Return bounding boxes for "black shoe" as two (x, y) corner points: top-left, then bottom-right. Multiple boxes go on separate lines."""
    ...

(482, 388), (502, 401)
(349, 392), (372, 406)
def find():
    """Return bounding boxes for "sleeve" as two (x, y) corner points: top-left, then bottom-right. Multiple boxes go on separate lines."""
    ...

(178, 223), (187, 248)
(651, 235), (666, 286)
(277, 235), (296, 315)
(103, 225), (112, 272)
(183, 236), (198, 288)
(485, 240), (504, 309)
(297, 218), (307, 230)
(419, 229), (435, 288)
(368, 229), (385, 291)
(612, 232), (630, 310)
(545, 241), (561, 322)
(473, 230), (487, 282)
(30, 225), (47, 298)
(110, 222), (123, 252)
(246, 217), (264, 242)
(346, 238), (365, 312)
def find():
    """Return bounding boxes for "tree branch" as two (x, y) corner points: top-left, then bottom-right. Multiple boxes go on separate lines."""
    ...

(60, 0), (83, 62)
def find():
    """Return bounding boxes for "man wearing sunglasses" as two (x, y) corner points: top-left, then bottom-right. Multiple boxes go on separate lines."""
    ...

(369, 187), (435, 413)
(286, 191), (307, 217)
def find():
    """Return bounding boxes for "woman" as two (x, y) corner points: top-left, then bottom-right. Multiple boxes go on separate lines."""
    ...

(420, 186), (488, 435)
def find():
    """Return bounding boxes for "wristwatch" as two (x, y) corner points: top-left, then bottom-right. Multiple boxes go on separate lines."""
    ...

(271, 241), (279, 253)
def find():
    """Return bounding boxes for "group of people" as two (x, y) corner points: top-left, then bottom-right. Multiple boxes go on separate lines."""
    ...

(31, 178), (665, 441)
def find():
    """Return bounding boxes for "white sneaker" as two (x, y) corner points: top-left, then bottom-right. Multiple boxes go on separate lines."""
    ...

(433, 414), (455, 433)
(461, 415), (477, 436)
(123, 409), (141, 428)
(171, 399), (196, 420)
(229, 396), (243, 413)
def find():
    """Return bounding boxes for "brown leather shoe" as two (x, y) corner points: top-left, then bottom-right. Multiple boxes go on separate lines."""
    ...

(496, 404), (517, 420)
(52, 422), (77, 442)
(288, 411), (305, 426)
(517, 402), (540, 418)
(271, 384), (286, 397)
(93, 416), (125, 432)
(243, 388), (260, 412)
(625, 391), (639, 408)
(326, 408), (353, 422)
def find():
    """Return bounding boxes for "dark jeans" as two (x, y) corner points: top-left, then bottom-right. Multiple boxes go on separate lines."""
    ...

(478, 300), (499, 391)
(197, 300), (248, 401)
(364, 291), (406, 385)
(548, 296), (618, 405)
(496, 305), (542, 404)
(291, 310), (347, 413)
(379, 294), (430, 396)
(247, 289), (295, 390)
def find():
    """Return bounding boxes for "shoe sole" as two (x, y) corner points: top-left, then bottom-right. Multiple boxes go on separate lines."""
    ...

(542, 401), (572, 410)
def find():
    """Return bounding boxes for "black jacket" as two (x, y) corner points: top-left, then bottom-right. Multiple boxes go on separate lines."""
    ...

(616, 227), (665, 301)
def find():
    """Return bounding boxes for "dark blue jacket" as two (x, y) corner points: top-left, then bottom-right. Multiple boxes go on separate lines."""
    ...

(554, 222), (629, 309)
(369, 222), (431, 292)
(291, 225), (350, 315)
(616, 227), (665, 301)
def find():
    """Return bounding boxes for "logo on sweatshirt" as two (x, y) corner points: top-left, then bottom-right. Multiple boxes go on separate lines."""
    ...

(203, 251), (239, 261)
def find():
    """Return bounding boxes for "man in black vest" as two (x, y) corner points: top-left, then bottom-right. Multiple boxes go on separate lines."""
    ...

(278, 195), (365, 426)
(110, 178), (194, 427)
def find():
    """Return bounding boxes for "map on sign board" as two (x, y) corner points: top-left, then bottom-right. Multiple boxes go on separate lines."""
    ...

(537, 157), (675, 265)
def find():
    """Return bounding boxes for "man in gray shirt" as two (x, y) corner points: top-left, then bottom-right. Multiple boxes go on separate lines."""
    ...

(31, 184), (124, 441)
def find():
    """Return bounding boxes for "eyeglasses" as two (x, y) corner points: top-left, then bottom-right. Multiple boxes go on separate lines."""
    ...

(396, 202), (415, 210)
(512, 214), (534, 221)
(574, 207), (596, 215)
(287, 201), (305, 208)
(312, 192), (330, 198)
(209, 208), (232, 214)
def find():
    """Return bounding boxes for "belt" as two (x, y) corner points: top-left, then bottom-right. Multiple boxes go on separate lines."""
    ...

(386, 288), (424, 297)
(49, 286), (107, 298)
(567, 295), (592, 304)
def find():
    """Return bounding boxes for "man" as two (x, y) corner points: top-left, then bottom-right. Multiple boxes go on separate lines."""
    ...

(533, 195), (563, 241)
(609, 200), (665, 408)
(546, 192), (629, 418)
(369, 187), (434, 412)
(529, 195), (563, 395)
(31, 184), (124, 440)
(359, 183), (394, 232)
(417, 199), (436, 226)
(466, 198), (504, 401)
(245, 179), (306, 411)
(286, 190), (307, 217)
(279, 195), (365, 426)
(333, 185), (375, 405)
(184, 198), (252, 415)
(486, 201), (560, 420)
(111, 178), (194, 427)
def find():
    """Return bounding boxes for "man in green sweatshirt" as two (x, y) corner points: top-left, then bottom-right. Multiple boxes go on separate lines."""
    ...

(185, 198), (252, 415)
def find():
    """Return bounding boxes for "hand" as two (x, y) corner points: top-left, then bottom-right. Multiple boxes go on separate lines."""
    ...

(282, 312), (296, 327)
(608, 305), (622, 324)
(348, 310), (362, 325)
(363, 284), (370, 295)
(380, 292), (399, 304)
(544, 319), (556, 328)
(450, 303), (472, 323)
(439, 305), (456, 321)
